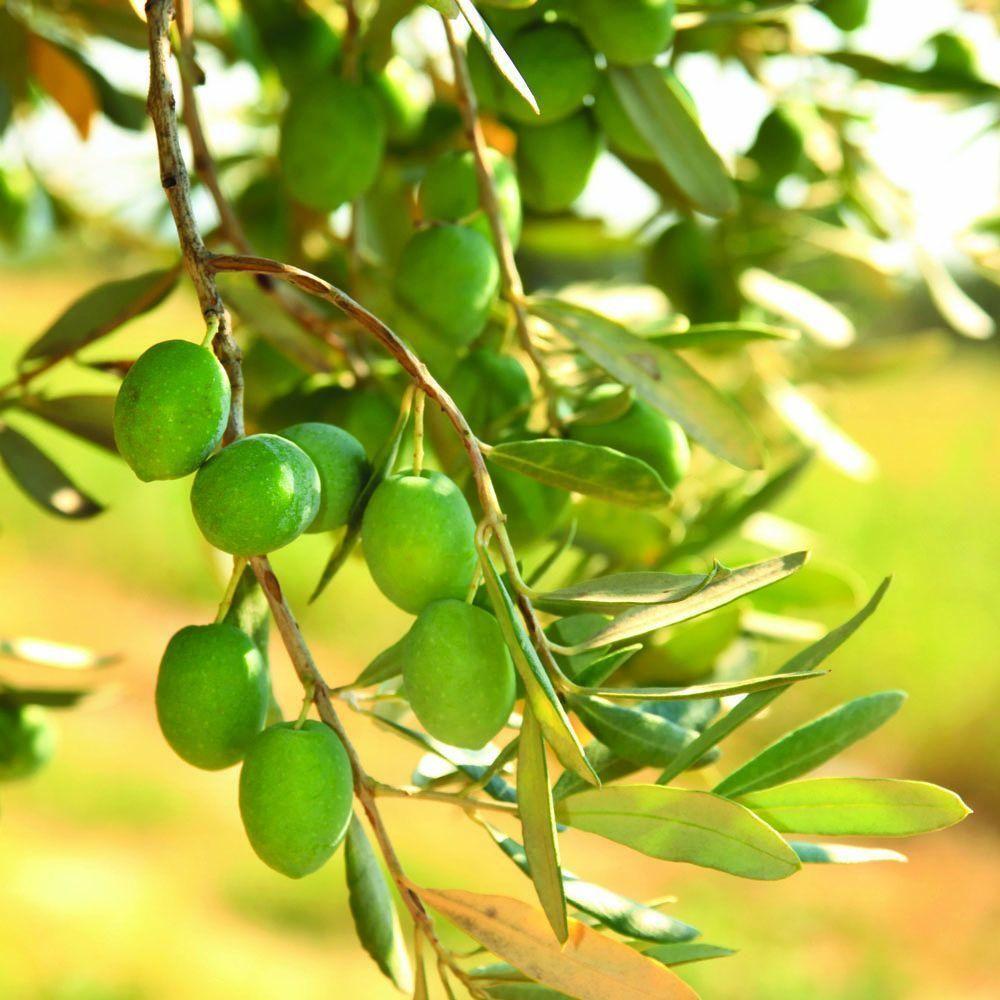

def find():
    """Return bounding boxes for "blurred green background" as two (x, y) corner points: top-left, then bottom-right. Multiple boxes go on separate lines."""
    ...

(0, 265), (996, 999)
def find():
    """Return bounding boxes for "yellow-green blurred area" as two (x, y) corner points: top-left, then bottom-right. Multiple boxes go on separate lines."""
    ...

(1, 266), (998, 1000)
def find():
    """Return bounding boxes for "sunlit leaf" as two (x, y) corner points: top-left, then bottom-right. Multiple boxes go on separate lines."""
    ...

(915, 243), (995, 340)
(518, 706), (568, 942)
(0, 424), (103, 519)
(557, 785), (801, 880)
(656, 579), (891, 784)
(488, 439), (671, 508)
(534, 569), (711, 616)
(21, 267), (178, 364)
(736, 778), (971, 836)
(0, 636), (115, 670)
(608, 65), (736, 218)
(647, 322), (799, 350)
(345, 815), (414, 992)
(714, 691), (906, 798)
(530, 297), (762, 470)
(27, 34), (98, 139)
(564, 553), (807, 651)
(419, 888), (698, 1000)
(739, 268), (855, 348)
(351, 635), (407, 688)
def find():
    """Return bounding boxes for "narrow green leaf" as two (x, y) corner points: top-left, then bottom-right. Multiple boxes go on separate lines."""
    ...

(572, 670), (824, 704)
(534, 569), (711, 616)
(530, 297), (762, 470)
(221, 565), (270, 668)
(351, 635), (407, 688)
(791, 842), (906, 865)
(0, 684), (98, 709)
(518, 707), (568, 942)
(488, 830), (699, 944)
(0, 424), (103, 519)
(565, 552), (807, 651)
(825, 51), (999, 98)
(21, 267), (178, 364)
(736, 778), (971, 836)
(479, 548), (598, 786)
(20, 394), (117, 453)
(571, 697), (701, 768)
(642, 942), (735, 967)
(552, 742), (638, 802)
(345, 815), (413, 992)
(714, 691), (906, 798)
(573, 645), (641, 689)
(656, 579), (892, 784)
(608, 65), (736, 217)
(456, 0), (539, 115)
(647, 323), (799, 350)
(488, 439), (671, 508)
(557, 785), (801, 880)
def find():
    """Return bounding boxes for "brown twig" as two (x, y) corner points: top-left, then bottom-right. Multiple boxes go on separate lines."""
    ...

(441, 16), (562, 430)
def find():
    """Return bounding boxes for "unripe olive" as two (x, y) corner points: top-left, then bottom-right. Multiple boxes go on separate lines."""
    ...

(497, 24), (597, 125)
(279, 423), (367, 532)
(419, 148), (522, 250)
(190, 434), (320, 556)
(280, 78), (385, 212)
(394, 225), (500, 346)
(516, 111), (603, 213)
(372, 57), (429, 147)
(0, 703), (54, 782)
(362, 472), (478, 614)
(239, 721), (353, 878)
(593, 74), (654, 162)
(748, 106), (807, 188)
(113, 340), (231, 482)
(403, 600), (516, 749)
(155, 623), (269, 770)
(447, 349), (532, 438)
(569, 386), (690, 488)
(574, 0), (675, 67)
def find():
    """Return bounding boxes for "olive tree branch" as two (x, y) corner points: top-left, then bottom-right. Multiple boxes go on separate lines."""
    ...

(144, 4), (485, 989)
(440, 15), (562, 430)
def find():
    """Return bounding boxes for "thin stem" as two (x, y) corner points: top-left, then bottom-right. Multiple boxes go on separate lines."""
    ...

(441, 16), (561, 430)
(412, 390), (425, 476)
(214, 556), (248, 623)
(371, 782), (518, 816)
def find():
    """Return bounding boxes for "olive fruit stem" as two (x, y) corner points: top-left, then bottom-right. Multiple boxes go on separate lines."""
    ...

(293, 680), (315, 729)
(213, 556), (247, 623)
(412, 389), (426, 476)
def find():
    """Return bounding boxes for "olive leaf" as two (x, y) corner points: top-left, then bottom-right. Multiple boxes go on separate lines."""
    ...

(642, 942), (736, 967)
(647, 322), (799, 350)
(345, 814), (414, 992)
(488, 829), (699, 944)
(517, 706), (568, 942)
(222, 565), (271, 670)
(530, 297), (762, 470)
(714, 690), (907, 798)
(350, 635), (408, 688)
(534, 568), (712, 616)
(560, 552), (807, 651)
(608, 65), (736, 218)
(479, 547), (598, 786)
(487, 439), (672, 508)
(656, 578), (892, 785)
(0, 636), (116, 670)
(556, 785), (801, 881)
(19, 394), (118, 453)
(418, 888), (698, 1000)
(791, 842), (906, 865)
(455, 0), (539, 116)
(0, 424), (103, 519)
(736, 778), (971, 837)
(21, 266), (178, 365)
